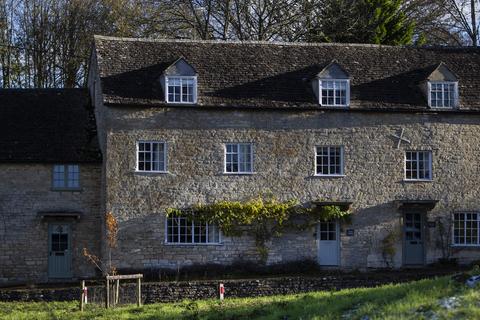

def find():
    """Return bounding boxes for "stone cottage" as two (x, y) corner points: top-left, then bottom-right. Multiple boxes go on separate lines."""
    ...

(0, 89), (102, 284)
(2, 36), (480, 284)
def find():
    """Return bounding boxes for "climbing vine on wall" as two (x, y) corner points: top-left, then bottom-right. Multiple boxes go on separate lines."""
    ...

(166, 195), (351, 263)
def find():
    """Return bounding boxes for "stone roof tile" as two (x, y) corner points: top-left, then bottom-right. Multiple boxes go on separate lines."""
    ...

(0, 88), (102, 163)
(93, 35), (480, 111)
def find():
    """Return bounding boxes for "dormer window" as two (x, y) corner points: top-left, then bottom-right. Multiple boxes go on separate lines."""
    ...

(313, 61), (350, 107)
(161, 57), (198, 104)
(429, 82), (457, 108)
(166, 77), (196, 103)
(424, 63), (459, 109)
(320, 79), (349, 107)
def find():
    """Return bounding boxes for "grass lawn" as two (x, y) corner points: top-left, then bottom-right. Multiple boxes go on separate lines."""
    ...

(1, 275), (479, 320)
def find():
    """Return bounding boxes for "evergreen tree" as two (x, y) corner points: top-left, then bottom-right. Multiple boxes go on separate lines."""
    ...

(307, 0), (415, 45)
(363, 0), (415, 45)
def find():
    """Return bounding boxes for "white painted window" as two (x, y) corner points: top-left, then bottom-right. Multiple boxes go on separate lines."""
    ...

(315, 146), (344, 176)
(319, 221), (337, 240)
(52, 164), (80, 189)
(319, 80), (349, 107)
(453, 212), (480, 246)
(429, 82), (457, 108)
(166, 76), (197, 103)
(225, 143), (253, 173)
(166, 216), (220, 244)
(405, 151), (432, 181)
(136, 141), (167, 172)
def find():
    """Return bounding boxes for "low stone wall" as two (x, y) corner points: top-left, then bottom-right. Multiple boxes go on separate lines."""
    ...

(0, 269), (461, 304)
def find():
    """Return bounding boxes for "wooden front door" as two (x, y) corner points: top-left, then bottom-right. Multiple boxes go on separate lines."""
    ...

(403, 213), (425, 265)
(318, 221), (340, 266)
(48, 224), (72, 278)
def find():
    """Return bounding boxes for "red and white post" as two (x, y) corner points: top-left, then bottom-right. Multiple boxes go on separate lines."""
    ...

(83, 286), (88, 304)
(219, 282), (225, 300)
(80, 280), (87, 312)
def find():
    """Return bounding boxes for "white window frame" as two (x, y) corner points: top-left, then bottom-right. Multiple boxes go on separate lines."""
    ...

(224, 143), (254, 174)
(319, 79), (350, 107)
(164, 215), (221, 245)
(52, 164), (80, 190)
(136, 141), (168, 173)
(427, 81), (458, 108)
(404, 150), (432, 181)
(452, 212), (480, 247)
(314, 146), (345, 177)
(165, 76), (198, 104)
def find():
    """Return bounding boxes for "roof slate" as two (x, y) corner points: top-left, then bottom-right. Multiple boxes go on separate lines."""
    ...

(0, 89), (101, 163)
(93, 35), (480, 111)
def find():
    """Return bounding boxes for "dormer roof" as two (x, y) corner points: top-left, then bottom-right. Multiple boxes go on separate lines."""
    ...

(316, 61), (349, 79)
(163, 57), (197, 76)
(426, 62), (458, 82)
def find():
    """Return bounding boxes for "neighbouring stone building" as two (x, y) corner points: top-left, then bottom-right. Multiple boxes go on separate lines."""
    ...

(2, 36), (480, 284)
(0, 90), (102, 285)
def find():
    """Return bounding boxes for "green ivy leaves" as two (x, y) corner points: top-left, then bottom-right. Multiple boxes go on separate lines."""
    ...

(166, 196), (351, 263)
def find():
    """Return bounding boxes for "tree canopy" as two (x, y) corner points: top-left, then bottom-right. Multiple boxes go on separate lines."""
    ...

(0, 0), (477, 89)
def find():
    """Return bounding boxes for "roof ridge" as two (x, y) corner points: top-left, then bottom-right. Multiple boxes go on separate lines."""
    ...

(93, 35), (480, 51)
(93, 35), (398, 49)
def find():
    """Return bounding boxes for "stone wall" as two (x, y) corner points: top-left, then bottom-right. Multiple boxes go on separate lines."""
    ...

(0, 164), (102, 285)
(0, 268), (460, 303)
(99, 106), (480, 270)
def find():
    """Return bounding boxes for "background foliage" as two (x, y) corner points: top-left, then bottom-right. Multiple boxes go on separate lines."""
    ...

(0, 0), (478, 89)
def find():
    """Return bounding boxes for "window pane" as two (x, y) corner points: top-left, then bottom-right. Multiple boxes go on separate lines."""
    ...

(182, 79), (194, 102)
(316, 146), (343, 175)
(453, 213), (480, 245)
(137, 142), (166, 172)
(66, 165), (79, 188)
(167, 78), (181, 102)
(225, 143), (253, 173)
(167, 77), (195, 103)
(430, 82), (455, 108)
(321, 80), (348, 106)
(53, 165), (65, 188)
(167, 215), (219, 244)
(53, 164), (80, 189)
(405, 151), (431, 180)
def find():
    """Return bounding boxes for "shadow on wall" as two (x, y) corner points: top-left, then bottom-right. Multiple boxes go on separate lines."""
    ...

(118, 259), (322, 282)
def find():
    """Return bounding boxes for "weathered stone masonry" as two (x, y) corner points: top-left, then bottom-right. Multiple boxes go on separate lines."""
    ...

(0, 268), (461, 303)
(102, 107), (480, 270)
(88, 37), (480, 274)
(0, 164), (102, 284)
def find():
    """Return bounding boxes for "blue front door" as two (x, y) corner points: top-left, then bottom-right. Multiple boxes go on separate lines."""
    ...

(48, 224), (72, 278)
(318, 221), (340, 266)
(404, 213), (424, 265)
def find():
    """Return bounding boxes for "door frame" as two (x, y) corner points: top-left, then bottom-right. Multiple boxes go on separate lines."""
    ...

(402, 211), (426, 266)
(48, 223), (73, 279)
(317, 220), (341, 266)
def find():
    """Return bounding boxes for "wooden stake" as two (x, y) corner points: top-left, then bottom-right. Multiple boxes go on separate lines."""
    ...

(115, 279), (120, 305)
(80, 280), (85, 312)
(105, 278), (110, 309)
(137, 278), (142, 307)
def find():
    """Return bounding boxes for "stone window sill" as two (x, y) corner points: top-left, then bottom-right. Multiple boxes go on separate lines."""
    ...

(403, 179), (433, 183)
(222, 172), (256, 175)
(451, 244), (480, 249)
(313, 174), (346, 178)
(164, 242), (223, 246)
(51, 188), (83, 192)
(134, 170), (170, 176)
